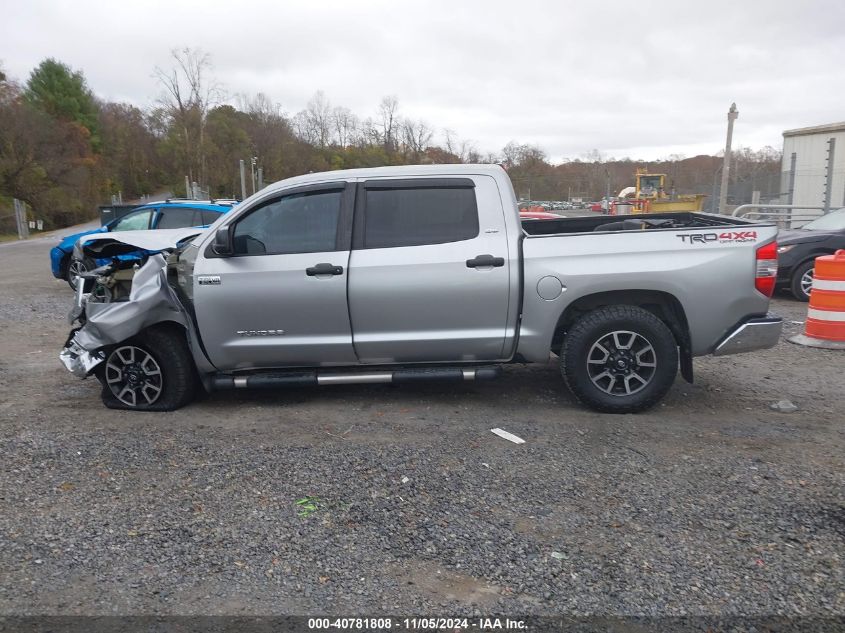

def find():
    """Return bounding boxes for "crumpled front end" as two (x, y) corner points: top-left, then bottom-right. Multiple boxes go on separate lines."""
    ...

(59, 334), (105, 377)
(59, 253), (189, 378)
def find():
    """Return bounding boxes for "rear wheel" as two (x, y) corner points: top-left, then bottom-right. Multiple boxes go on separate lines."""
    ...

(789, 260), (815, 302)
(97, 325), (196, 411)
(561, 305), (678, 413)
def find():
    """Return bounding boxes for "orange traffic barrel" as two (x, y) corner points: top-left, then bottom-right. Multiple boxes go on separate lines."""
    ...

(789, 250), (845, 349)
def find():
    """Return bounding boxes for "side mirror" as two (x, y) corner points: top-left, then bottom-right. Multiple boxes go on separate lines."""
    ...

(212, 226), (233, 256)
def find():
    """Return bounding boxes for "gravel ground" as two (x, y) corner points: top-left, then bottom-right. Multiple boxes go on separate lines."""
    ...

(0, 229), (843, 619)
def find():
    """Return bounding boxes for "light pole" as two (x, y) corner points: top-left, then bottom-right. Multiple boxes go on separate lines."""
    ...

(250, 156), (257, 195)
(239, 159), (247, 200)
(718, 103), (739, 214)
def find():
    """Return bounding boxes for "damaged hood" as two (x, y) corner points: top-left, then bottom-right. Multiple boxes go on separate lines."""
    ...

(74, 227), (206, 259)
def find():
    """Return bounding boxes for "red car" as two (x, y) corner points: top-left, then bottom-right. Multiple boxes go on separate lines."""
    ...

(520, 210), (559, 220)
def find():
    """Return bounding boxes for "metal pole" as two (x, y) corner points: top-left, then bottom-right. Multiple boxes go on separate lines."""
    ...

(710, 166), (721, 213)
(257, 167), (264, 191)
(239, 160), (247, 200)
(787, 152), (796, 205)
(14, 199), (23, 240)
(250, 157), (257, 195)
(718, 103), (738, 214)
(185, 175), (191, 200)
(605, 169), (610, 214)
(14, 199), (29, 239)
(823, 137), (835, 214)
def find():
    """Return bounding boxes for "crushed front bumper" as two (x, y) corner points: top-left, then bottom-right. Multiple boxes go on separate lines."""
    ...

(712, 314), (783, 356)
(59, 334), (105, 377)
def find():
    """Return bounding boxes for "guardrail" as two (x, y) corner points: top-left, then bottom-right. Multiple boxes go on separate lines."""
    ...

(731, 204), (827, 229)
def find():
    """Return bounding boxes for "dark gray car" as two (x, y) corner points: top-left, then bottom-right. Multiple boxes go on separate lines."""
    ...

(776, 208), (845, 301)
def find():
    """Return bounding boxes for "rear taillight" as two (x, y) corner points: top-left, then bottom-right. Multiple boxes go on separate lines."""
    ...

(755, 241), (778, 297)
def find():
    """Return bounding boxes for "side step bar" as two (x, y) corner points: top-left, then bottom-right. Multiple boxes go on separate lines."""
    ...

(209, 366), (502, 391)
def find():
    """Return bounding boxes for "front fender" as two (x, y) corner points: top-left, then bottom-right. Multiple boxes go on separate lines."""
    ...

(59, 254), (190, 377)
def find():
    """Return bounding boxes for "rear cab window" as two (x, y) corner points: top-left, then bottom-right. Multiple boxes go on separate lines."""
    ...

(358, 178), (478, 249)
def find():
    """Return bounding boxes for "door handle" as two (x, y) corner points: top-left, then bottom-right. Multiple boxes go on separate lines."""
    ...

(306, 263), (344, 276)
(466, 254), (505, 268)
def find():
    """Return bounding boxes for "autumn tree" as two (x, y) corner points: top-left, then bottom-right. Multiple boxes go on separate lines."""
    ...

(98, 102), (163, 198)
(0, 78), (102, 227)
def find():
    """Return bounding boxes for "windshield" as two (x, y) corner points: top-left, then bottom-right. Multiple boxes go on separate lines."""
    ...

(803, 208), (845, 231)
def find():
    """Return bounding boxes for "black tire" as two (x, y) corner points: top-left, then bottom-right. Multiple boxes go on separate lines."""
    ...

(561, 305), (679, 414)
(789, 260), (815, 302)
(97, 325), (196, 411)
(65, 256), (96, 291)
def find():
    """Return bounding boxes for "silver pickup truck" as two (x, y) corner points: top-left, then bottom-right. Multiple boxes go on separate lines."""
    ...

(61, 164), (783, 414)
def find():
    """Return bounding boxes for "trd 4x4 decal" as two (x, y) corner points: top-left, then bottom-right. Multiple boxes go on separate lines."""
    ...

(677, 231), (757, 245)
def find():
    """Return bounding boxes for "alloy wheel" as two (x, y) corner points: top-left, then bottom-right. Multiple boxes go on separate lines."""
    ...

(105, 345), (163, 407)
(586, 330), (657, 396)
(800, 268), (814, 299)
(67, 258), (88, 290)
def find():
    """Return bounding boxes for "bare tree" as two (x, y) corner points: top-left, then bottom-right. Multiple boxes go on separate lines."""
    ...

(153, 47), (223, 187)
(443, 128), (457, 157)
(307, 91), (332, 148)
(401, 118), (433, 157)
(459, 139), (480, 163)
(378, 95), (399, 152)
(355, 116), (382, 148)
(331, 106), (357, 148)
(238, 92), (281, 124)
(293, 91), (332, 148)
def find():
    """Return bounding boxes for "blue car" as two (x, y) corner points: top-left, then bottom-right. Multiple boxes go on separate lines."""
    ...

(50, 200), (236, 288)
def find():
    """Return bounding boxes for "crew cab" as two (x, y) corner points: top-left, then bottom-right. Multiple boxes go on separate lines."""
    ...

(60, 165), (783, 414)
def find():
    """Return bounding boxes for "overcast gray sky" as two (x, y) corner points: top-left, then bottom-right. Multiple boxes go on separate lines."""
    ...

(3, 0), (844, 162)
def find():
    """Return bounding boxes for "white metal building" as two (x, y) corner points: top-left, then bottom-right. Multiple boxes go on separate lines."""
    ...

(781, 122), (845, 216)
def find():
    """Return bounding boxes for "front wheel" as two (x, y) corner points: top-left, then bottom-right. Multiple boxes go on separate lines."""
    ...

(96, 325), (196, 411)
(561, 305), (679, 413)
(789, 260), (815, 302)
(65, 257), (94, 291)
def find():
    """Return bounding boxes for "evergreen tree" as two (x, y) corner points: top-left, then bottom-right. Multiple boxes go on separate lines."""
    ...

(24, 58), (100, 151)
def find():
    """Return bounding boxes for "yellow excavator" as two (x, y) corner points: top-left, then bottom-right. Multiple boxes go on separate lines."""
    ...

(613, 168), (706, 214)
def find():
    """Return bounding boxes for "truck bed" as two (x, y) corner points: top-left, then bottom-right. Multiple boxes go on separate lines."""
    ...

(521, 211), (758, 236)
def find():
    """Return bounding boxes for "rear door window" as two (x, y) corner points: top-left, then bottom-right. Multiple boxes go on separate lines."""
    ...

(201, 210), (222, 226)
(156, 207), (200, 229)
(361, 184), (478, 249)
